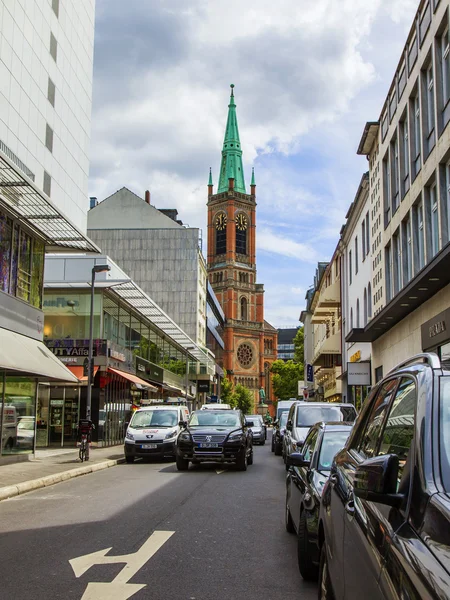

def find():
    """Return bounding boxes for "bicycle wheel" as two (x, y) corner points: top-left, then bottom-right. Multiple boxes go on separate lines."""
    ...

(79, 441), (86, 462)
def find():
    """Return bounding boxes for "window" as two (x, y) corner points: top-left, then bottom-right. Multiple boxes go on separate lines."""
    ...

(400, 117), (410, 195)
(383, 155), (391, 225)
(47, 78), (55, 107)
(442, 27), (450, 106)
(235, 222), (247, 255)
(215, 222), (226, 255)
(408, 34), (418, 73)
(444, 161), (450, 244)
(363, 288), (368, 326)
(391, 136), (399, 213)
(45, 124), (53, 152)
(50, 32), (58, 62)
(240, 297), (248, 320)
(302, 428), (319, 463)
(43, 171), (51, 197)
(414, 199), (425, 271)
(428, 183), (439, 256)
(350, 308), (353, 330)
(426, 63), (435, 135)
(365, 212), (370, 257)
(367, 282), (372, 318)
(375, 366), (383, 383)
(385, 242), (392, 301)
(52, 0), (59, 17)
(356, 298), (360, 328)
(362, 221), (366, 259)
(349, 250), (352, 285)
(393, 230), (401, 294)
(411, 92), (421, 177)
(357, 379), (398, 459)
(355, 237), (359, 274)
(402, 215), (413, 284)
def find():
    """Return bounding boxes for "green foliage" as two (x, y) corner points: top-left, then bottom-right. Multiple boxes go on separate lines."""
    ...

(221, 370), (234, 402)
(230, 384), (253, 414)
(293, 327), (304, 364)
(270, 359), (303, 400)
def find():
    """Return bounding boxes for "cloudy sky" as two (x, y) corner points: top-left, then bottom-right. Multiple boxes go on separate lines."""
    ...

(89, 0), (419, 328)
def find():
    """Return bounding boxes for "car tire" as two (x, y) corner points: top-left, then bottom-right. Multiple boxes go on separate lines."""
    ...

(298, 510), (319, 581)
(125, 455), (134, 464)
(274, 443), (282, 456)
(176, 456), (189, 471)
(318, 543), (335, 600)
(236, 449), (248, 471)
(285, 493), (295, 534)
(248, 449), (254, 465)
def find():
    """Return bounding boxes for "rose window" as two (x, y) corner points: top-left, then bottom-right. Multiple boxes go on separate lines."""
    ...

(237, 343), (253, 367)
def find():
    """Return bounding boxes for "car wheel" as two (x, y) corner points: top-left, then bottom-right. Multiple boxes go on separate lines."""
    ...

(125, 455), (134, 464)
(176, 456), (189, 471)
(274, 443), (282, 456)
(236, 449), (248, 471)
(318, 543), (335, 600)
(298, 510), (319, 580)
(247, 449), (254, 465)
(285, 492), (295, 534)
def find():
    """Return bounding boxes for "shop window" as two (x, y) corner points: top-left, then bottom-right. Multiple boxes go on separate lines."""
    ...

(1, 376), (37, 456)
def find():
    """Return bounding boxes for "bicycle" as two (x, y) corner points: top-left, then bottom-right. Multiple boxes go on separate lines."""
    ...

(79, 432), (89, 462)
(77, 418), (93, 462)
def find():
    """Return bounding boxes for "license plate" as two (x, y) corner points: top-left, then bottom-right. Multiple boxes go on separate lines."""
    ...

(199, 443), (219, 448)
(141, 444), (157, 449)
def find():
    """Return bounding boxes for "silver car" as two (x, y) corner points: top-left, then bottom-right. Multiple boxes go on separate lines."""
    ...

(245, 415), (267, 445)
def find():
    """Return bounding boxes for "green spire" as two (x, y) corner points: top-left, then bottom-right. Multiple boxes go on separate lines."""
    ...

(208, 167), (213, 186)
(217, 84), (246, 194)
(251, 167), (255, 186)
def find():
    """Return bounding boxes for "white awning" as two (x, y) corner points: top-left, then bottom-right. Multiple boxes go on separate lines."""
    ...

(0, 328), (78, 382)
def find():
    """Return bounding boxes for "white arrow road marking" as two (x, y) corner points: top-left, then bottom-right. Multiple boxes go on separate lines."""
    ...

(69, 530), (174, 600)
(215, 469), (226, 474)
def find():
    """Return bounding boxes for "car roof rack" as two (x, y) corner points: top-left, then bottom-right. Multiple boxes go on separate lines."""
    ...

(387, 352), (441, 375)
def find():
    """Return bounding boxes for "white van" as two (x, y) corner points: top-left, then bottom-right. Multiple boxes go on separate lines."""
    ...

(124, 405), (189, 463)
(275, 399), (298, 422)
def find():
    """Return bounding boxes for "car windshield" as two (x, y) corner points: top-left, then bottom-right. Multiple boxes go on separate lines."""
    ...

(280, 412), (288, 428)
(17, 420), (34, 430)
(296, 405), (356, 427)
(318, 431), (351, 472)
(189, 411), (241, 427)
(246, 416), (262, 426)
(130, 410), (178, 428)
(440, 377), (450, 492)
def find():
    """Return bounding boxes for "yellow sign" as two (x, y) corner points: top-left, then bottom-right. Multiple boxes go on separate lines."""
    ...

(350, 350), (361, 363)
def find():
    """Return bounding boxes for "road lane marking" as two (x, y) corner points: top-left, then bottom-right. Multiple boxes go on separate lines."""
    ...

(215, 469), (226, 474)
(69, 530), (174, 599)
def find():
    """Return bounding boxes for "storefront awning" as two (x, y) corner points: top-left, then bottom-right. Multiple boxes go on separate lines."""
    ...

(108, 368), (158, 390)
(0, 328), (78, 382)
(0, 150), (100, 253)
(66, 365), (99, 383)
(163, 384), (185, 395)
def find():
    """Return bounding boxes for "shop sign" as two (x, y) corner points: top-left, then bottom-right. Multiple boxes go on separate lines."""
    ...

(347, 361), (371, 386)
(350, 350), (361, 363)
(135, 356), (164, 383)
(306, 364), (314, 383)
(110, 349), (126, 362)
(197, 381), (210, 393)
(50, 346), (96, 357)
(421, 308), (450, 350)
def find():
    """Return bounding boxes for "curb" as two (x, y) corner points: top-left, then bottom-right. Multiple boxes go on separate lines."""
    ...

(0, 457), (126, 502)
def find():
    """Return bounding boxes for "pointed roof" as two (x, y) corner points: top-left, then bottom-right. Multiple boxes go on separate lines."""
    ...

(217, 85), (246, 194)
(251, 167), (255, 186)
(208, 167), (213, 186)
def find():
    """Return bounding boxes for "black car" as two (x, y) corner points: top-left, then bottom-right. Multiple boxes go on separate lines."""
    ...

(284, 422), (353, 581)
(318, 353), (450, 599)
(272, 411), (288, 455)
(176, 409), (253, 471)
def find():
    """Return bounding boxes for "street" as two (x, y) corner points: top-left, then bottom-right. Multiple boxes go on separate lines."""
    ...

(0, 434), (316, 600)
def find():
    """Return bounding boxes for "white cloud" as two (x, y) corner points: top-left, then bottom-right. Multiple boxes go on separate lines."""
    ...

(257, 227), (319, 263)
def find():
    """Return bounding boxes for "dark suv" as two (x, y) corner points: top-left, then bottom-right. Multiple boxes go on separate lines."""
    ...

(176, 409), (253, 471)
(317, 353), (450, 599)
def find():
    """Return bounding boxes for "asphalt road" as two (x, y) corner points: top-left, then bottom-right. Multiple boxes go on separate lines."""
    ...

(0, 433), (317, 600)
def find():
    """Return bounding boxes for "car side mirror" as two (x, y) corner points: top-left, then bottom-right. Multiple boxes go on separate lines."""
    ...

(286, 420), (293, 431)
(245, 420), (254, 427)
(286, 452), (310, 468)
(179, 420), (187, 428)
(353, 454), (405, 508)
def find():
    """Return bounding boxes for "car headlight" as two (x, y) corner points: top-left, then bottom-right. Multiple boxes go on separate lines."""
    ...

(125, 431), (134, 440)
(165, 430), (177, 440)
(228, 432), (244, 442)
(179, 432), (191, 441)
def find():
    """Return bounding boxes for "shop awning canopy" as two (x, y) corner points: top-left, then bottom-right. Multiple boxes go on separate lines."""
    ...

(0, 150), (99, 253)
(108, 368), (159, 390)
(66, 365), (99, 383)
(0, 328), (79, 382)
(163, 384), (185, 395)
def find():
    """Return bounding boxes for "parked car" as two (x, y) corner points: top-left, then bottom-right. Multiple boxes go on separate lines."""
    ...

(283, 402), (357, 467)
(275, 399), (298, 423)
(272, 411), (288, 455)
(284, 422), (353, 580)
(200, 403), (231, 410)
(317, 353), (450, 599)
(124, 405), (189, 463)
(176, 409), (253, 471)
(245, 414), (266, 445)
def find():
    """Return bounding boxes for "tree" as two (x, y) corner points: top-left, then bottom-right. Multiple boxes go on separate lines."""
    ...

(293, 327), (304, 365)
(230, 384), (253, 414)
(270, 359), (304, 399)
(220, 370), (234, 402)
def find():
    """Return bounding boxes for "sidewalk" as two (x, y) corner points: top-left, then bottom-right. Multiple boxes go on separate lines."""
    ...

(0, 445), (125, 502)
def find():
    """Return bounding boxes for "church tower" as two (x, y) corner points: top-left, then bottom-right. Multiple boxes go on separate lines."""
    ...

(207, 85), (278, 410)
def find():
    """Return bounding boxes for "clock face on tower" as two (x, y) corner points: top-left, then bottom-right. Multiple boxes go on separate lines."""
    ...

(236, 213), (248, 231)
(215, 213), (227, 231)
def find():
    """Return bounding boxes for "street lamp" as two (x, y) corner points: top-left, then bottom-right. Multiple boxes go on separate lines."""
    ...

(86, 264), (111, 419)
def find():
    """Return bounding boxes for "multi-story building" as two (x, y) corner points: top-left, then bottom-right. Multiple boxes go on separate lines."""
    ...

(277, 328), (299, 362)
(339, 173), (373, 407)
(43, 254), (211, 446)
(347, 0), (450, 379)
(87, 188), (208, 348)
(309, 255), (342, 402)
(206, 86), (278, 410)
(0, 0), (98, 461)
(300, 286), (318, 397)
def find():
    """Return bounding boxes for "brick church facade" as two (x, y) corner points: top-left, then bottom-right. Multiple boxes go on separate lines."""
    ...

(207, 85), (278, 411)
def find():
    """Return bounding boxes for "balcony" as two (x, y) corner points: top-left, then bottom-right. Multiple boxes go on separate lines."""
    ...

(317, 278), (340, 309)
(312, 331), (341, 367)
